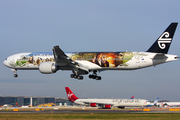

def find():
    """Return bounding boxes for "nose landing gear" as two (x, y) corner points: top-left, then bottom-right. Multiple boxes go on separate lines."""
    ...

(13, 74), (18, 77)
(11, 69), (18, 78)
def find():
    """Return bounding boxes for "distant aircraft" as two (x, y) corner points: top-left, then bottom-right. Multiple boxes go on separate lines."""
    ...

(146, 97), (159, 107)
(130, 96), (134, 99)
(146, 97), (180, 107)
(3, 23), (178, 80)
(161, 102), (180, 107)
(65, 87), (150, 109)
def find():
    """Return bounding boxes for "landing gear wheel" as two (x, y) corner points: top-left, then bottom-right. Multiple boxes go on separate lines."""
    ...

(77, 76), (81, 80)
(70, 73), (84, 80)
(95, 76), (101, 80)
(13, 74), (18, 77)
(11, 69), (18, 78)
(70, 74), (74, 78)
(89, 74), (101, 80)
(74, 75), (78, 79)
(89, 75), (93, 78)
(97, 76), (101, 80)
(80, 76), (83, 80)
(93, 75), (97, 79)
(78, 76), (83, 80)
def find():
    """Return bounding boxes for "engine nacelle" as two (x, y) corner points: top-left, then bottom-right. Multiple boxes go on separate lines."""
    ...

(104, 104), (111, 109)
(90, 103), (96, 107)
(39, 62), (57, 74)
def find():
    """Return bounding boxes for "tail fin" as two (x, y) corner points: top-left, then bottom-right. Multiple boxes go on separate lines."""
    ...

(153, 97), (159, 105)
(130, 96), (134, 99)
(147, 23), (178, 54)
(65, 87), (79, 102)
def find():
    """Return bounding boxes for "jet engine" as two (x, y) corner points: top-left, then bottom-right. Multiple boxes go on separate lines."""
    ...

(39, 62), (57, 74)
(90, 103), (96, 107)
(104, 104), (111, 109)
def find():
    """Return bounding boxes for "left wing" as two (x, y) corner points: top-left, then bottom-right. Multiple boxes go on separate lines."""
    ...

(52, 46), (89, 78)
(52, 45), (76, 66)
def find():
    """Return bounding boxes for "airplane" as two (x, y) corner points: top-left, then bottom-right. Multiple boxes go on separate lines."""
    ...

(3, 23), (178, 80)
(65, 87), (150, 109)
(145, 97), (180, 107)
(130, 96), (134, 99)
(160, 101), (180, 107)
(146, 97), (159, 107)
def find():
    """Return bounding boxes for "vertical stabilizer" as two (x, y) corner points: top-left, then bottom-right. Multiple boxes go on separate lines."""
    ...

(65, 87), (79, 102)
(130, 96), (134, 99)
(153, 97), (159, 105)
(147, 23), (178, 54)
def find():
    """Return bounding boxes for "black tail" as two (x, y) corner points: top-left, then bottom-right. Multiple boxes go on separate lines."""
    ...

(147, 22), (178, 54)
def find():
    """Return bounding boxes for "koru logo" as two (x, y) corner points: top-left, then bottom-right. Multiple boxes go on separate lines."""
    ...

(67, 92), (73, 99)
(158, 32), (172, 49)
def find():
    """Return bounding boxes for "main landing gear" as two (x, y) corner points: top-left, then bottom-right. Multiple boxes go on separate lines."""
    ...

(70, 70), (101, 80)
(70, 74), (84, 80)
(11, 69), (18, 78)
(89, 70), (101, 80)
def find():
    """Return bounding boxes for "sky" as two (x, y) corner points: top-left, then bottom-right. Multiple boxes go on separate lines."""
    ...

(1, 0), (180, 102)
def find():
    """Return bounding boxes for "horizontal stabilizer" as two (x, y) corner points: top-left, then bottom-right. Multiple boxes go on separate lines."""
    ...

(152, 54), (168, 60)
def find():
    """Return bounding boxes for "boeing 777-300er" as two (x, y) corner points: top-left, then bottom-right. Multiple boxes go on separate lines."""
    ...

(65, 87), (150, 109)
(3, 23), (178, 80)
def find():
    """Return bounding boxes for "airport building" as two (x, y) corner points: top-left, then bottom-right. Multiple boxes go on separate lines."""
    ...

(0, 95), (69, 107)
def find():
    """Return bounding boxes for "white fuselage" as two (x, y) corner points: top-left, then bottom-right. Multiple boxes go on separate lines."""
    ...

(3, 52), (178, 71)
(160, 102), (180, 107)
(74, 98), (150, 107)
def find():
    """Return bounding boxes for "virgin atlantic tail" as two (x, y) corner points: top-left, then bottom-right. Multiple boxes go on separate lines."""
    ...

(147, 22), (178, 54)
(65, 87), (79, 102)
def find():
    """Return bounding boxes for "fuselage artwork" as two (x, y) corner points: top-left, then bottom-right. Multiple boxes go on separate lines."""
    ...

(5, 52), (134, 69)
(3, 23), (178, 80)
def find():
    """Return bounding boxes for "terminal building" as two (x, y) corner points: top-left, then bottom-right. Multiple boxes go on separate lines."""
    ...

(0, 95), (70, 107)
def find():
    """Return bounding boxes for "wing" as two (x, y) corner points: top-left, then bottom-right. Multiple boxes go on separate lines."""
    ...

(82, 100), (114, 108)
(52, 46), (89, 75)
(52, 45), (75, 66)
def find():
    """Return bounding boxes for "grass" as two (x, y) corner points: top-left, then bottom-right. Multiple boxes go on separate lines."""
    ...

(0, 113), (180, 120)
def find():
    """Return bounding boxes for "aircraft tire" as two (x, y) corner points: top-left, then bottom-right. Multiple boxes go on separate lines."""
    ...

(74, 75), (78, 79)
(89, 74), (93, 78)
(70, 74), (74, 78)
(77, 76), (81, 80)
(93, 75), (97, 79)
(13, 74), (18, 77)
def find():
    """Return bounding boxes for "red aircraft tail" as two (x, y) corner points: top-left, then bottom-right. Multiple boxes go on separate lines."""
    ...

(16, 102), (19, 106)
(130, 96), (134, 99)
(65, 87), (79, 102)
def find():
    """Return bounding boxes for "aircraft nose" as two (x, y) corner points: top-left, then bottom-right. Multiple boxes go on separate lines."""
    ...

(3, 59), (9, 67)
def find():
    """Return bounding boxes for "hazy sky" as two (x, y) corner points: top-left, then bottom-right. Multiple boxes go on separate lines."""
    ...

(1, 1), (180, 102)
